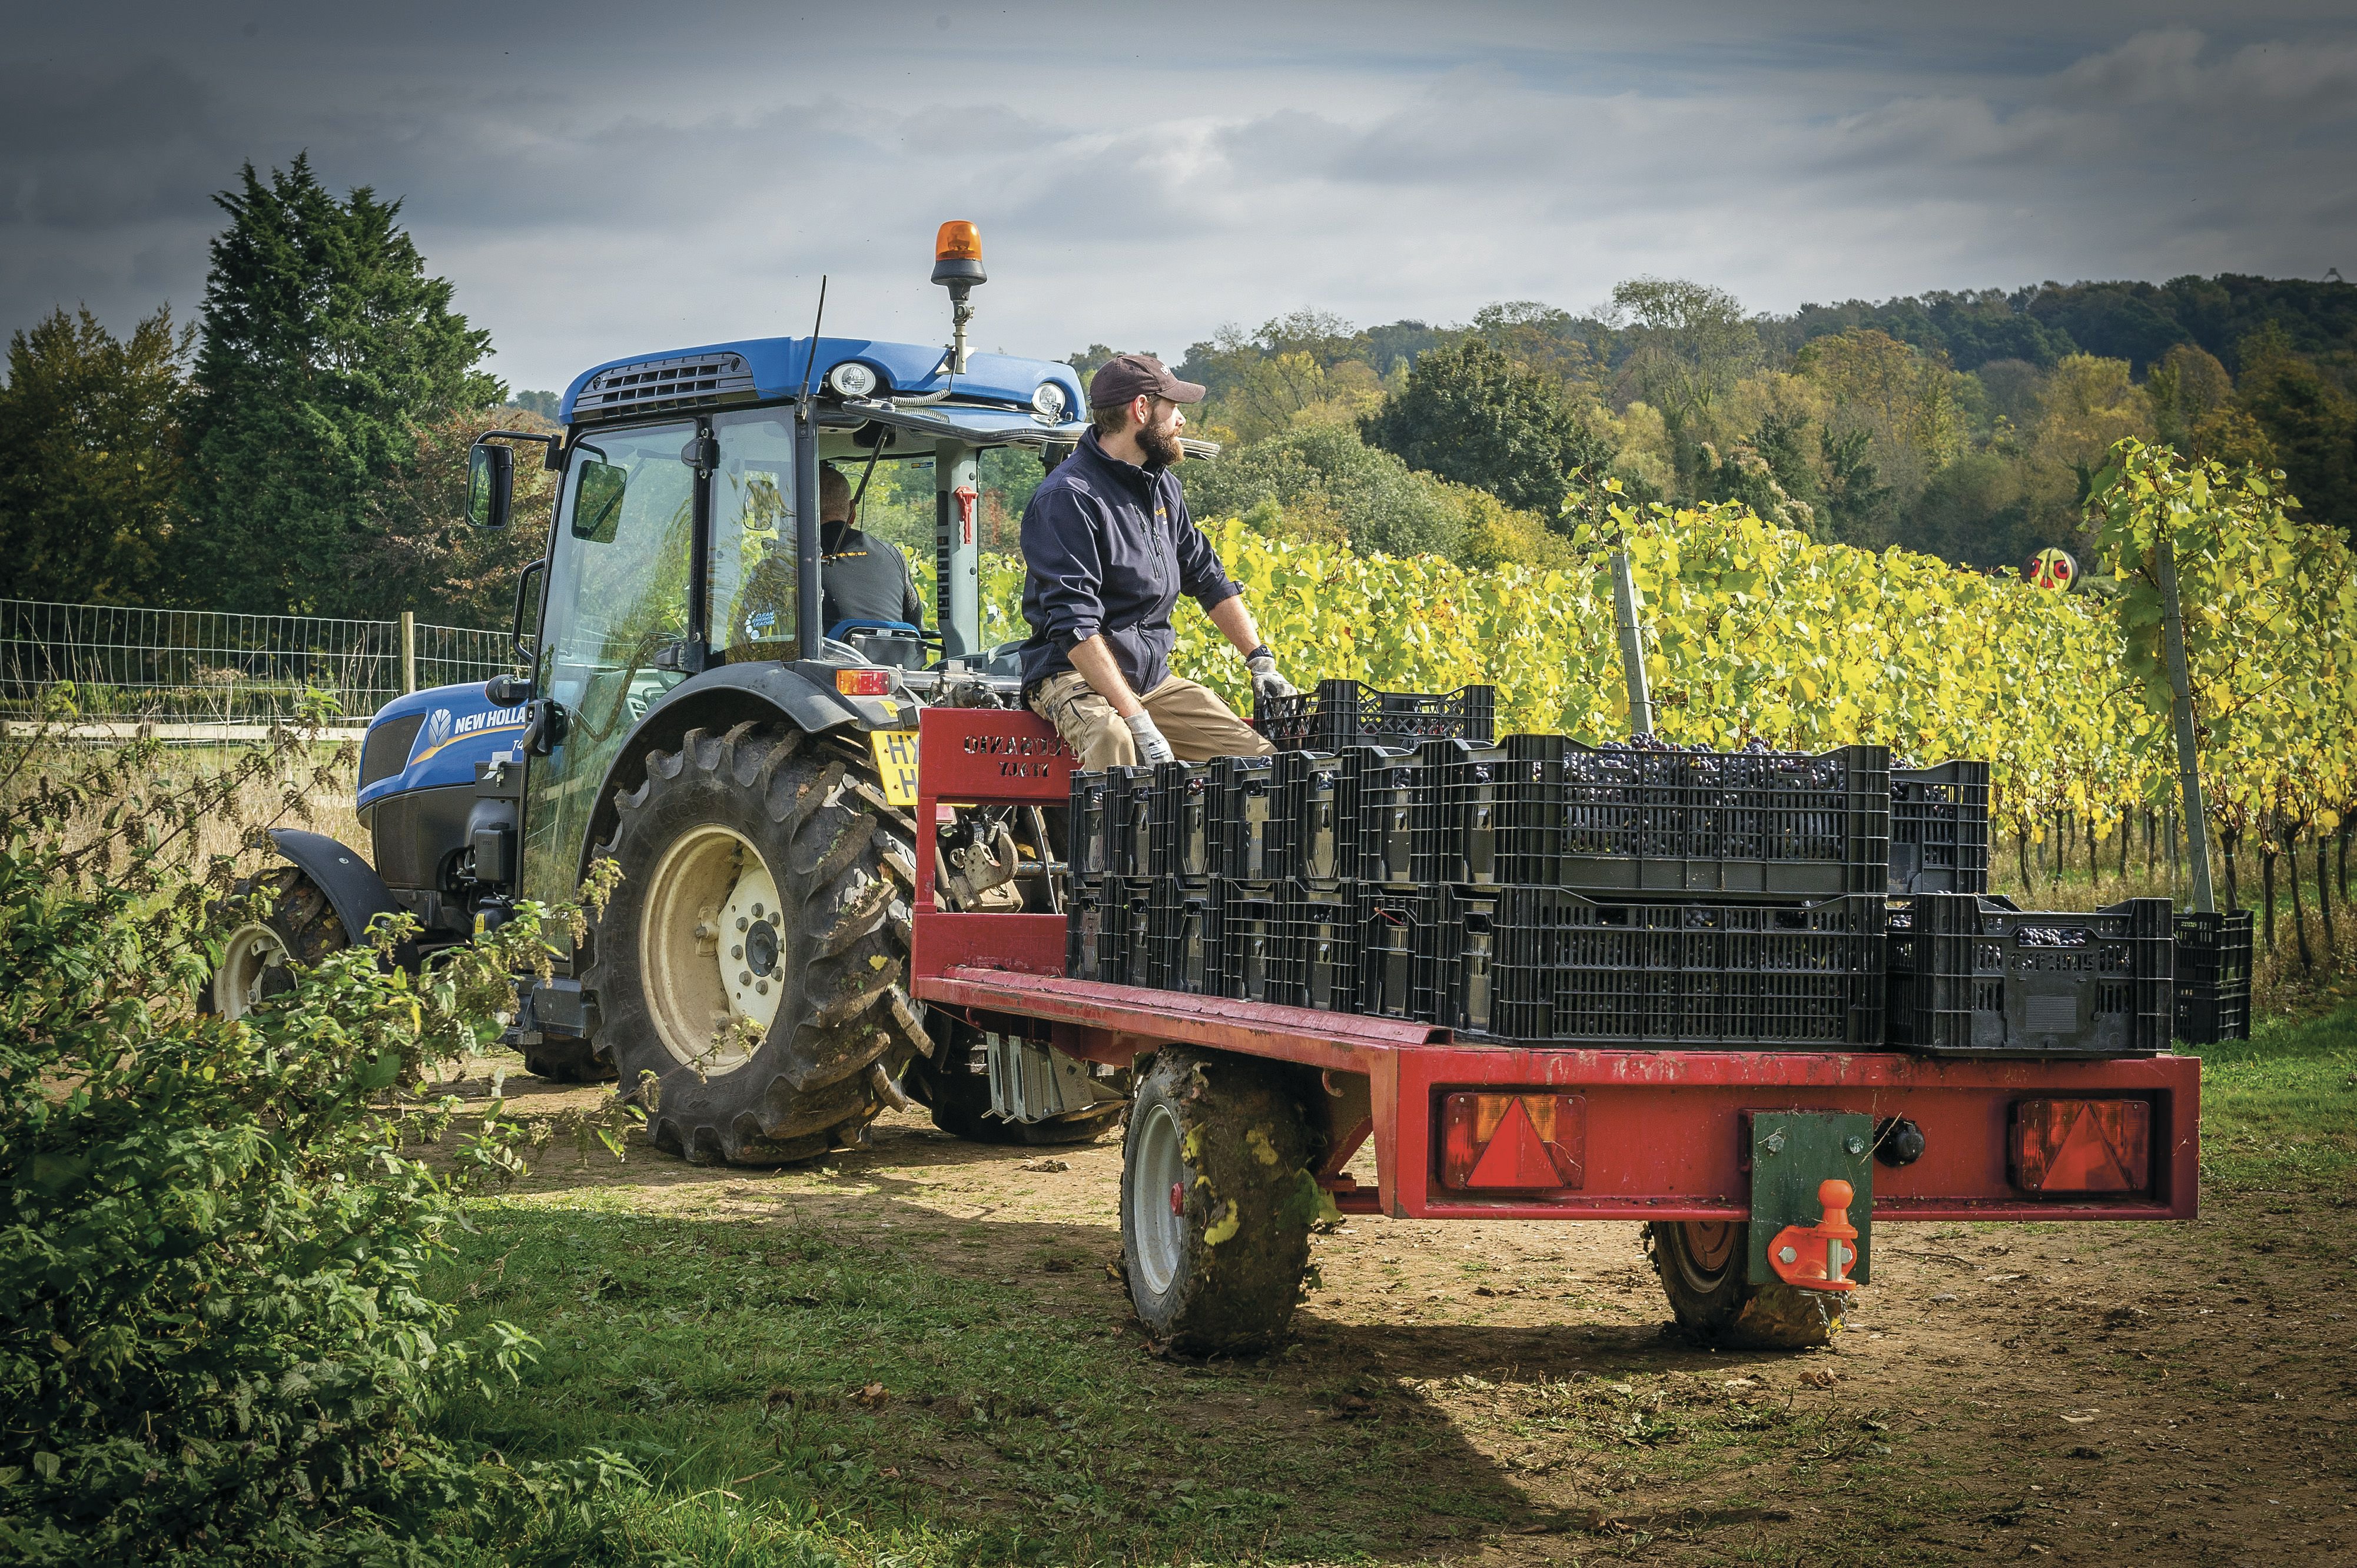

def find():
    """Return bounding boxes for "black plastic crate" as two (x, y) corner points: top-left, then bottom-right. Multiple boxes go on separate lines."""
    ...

(1408, 738), (1506, 885)
(1266, 880), (1359, 1014)
(1412, 886), (1498, 1035)
(2174, 908), (2252, 1044)
(1144, 878), (1219, 995)
(1267, 750), (1349, 885)
(1341, 745), (1420, 886)
(1417, 736), (1891, 895)
(1475, 891), (1887, 1047)
(1359, 885), (1422, 1018)
(1066, 770), (1114, 896)
(1888, 895), (2173, 1057)
(1107, 766), (1156, 879)
(1890, 760), (1990, 895)
(1255, 679), (1495, 752)
(1147, 760), (1216, 883)
(1086, 876), (1152, 988)
(1214, 880), (1281, 1003)
(1207, 755), (1276, 881)
(1064, 889), (1106, 982)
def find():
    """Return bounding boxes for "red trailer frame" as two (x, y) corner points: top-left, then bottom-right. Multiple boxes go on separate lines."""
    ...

(909, 709), (2198, 1227)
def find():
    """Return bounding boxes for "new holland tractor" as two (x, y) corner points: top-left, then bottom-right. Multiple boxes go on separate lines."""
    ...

(209, 222), (1134, 1162)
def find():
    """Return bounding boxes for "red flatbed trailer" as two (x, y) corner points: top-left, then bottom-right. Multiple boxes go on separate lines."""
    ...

(911, 709), (2199, 1350)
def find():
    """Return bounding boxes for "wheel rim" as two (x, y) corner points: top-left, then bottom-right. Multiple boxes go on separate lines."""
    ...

(639, 825), (784, 1077)
(1674, 1220), (1740, 1293)
(214, 921), (290, 1021)
(1129, 1099), (1187, 1297)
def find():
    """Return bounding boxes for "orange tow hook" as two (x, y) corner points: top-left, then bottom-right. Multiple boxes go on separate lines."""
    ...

(1765, 1178), (1863, 1293)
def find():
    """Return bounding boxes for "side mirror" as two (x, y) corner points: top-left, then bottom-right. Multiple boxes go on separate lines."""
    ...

(484, 673), (533, 706)
(468, 441), (515, 529)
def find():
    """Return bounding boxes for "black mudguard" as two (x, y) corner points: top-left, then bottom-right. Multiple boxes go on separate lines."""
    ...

(265, 828), (418, 968)
(573, 659), (917, 890)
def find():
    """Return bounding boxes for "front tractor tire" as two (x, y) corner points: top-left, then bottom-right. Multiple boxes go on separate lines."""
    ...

(207, 865), (350, 1019)
(1645, 1220), (1843, 1350)
(1120, 1047), (1321, 1356)
(586, 723), (928, 1166)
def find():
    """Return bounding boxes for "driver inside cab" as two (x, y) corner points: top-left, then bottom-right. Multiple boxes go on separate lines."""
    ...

(817, 465), (924, 632)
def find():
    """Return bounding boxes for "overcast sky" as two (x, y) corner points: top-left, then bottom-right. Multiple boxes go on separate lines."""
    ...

(6, 2), (2355, 393)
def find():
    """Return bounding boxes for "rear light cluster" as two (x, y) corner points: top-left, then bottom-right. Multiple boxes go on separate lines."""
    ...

(2010, 1098), (2151, 1193)
(836, 669), (893, 697)
(1438, 1092), (1586, 1191)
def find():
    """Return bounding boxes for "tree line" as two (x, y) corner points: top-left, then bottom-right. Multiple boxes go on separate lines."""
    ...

(1100, 274), (2356, 576)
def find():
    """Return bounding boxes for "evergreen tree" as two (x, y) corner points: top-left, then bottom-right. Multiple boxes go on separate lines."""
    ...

(0, 305), (193, 604)
(1359, 337), (1600, 516)
(181, 157), (500, 616)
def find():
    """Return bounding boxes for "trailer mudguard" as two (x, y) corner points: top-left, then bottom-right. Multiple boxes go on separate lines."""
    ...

(265, 828), (417, 966)
(573, 658), (918, 889)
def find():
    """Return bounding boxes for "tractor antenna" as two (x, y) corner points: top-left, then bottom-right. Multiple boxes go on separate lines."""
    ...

(796, 275), (829, 413)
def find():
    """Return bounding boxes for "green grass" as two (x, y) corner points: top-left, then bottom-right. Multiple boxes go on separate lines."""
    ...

(421, 1194), (1921, 1566)
(2185, 1000), (2357, 1193)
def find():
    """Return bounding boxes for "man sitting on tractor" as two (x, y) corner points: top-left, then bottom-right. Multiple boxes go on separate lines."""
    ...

(1019, 353), (1293, 769)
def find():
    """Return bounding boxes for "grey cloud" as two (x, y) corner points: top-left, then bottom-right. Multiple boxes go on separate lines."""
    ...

(4, 5), (2353, 391)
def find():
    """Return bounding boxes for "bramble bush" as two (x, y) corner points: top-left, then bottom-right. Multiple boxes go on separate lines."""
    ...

(0, 710), (650, 1566)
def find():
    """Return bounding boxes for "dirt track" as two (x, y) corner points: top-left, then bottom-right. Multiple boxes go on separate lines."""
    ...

(462, 1068), (2357, 1564)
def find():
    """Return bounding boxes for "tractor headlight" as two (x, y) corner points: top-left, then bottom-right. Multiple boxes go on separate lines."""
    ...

(828, 361), (879, 398)
(1031, 381), (1070, 421)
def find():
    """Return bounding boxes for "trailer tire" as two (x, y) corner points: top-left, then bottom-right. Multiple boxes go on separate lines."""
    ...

(205, 865), (348, 1019)
(1644, 1220), (1843, 1350)
(585, 723), (927, 1166)
(1120, 1047), (1319, 1355)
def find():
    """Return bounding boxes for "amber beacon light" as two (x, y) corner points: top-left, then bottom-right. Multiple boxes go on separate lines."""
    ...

(932, 221), (985, 282)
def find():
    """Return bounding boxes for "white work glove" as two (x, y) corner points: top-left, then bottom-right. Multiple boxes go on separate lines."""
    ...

(1247, 647), (1297, 704)
(1124, 710), (1176, 765)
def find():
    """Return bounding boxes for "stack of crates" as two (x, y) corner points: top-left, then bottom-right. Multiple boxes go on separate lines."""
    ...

(1879, 761), (2176, 1057)
(1400, 736), (1893, 1045)
(1060, 711), (2177, 1060)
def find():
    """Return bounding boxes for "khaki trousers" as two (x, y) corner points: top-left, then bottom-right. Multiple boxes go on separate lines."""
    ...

(1029, 671), (1275, 770)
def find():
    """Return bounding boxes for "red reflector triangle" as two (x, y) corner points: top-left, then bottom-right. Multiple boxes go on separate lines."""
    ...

(2044, 1105), (2132, 1191)
(1467, 1098), (1563, 1188)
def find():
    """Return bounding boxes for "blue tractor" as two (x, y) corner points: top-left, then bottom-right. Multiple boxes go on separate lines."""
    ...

(207, 224), (1151, 1162)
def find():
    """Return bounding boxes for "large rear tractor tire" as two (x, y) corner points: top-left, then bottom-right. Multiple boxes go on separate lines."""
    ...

(586, 723), (928, 1165)
(904, 1044), (1125, 1147)
(207, 865), (349, 1019)
(1644, 1220), (1843, 1350)
(1120, 1047), (1322, 1355)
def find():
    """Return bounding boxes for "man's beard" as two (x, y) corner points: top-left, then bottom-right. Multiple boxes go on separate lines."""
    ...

(1137, 418), (1184, 469)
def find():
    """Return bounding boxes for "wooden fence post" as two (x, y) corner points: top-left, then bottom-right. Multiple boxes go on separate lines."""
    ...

(400, 611), (417, 695)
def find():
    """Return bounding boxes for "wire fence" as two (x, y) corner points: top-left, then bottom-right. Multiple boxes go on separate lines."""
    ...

(1, 599), (514, 732)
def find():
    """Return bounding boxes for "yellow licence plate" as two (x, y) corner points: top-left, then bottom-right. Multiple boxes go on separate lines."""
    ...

(868, 730), (919, 808)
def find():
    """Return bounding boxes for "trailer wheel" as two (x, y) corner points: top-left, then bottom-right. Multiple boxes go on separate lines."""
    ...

(585, 723), (927, 1166)
(1644, 1220), (1843, 1350)
(206, 865), (348, 1019)
(1121, 1047), (1318, 1354)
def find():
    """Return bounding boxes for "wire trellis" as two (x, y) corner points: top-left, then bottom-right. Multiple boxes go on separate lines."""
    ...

(1, 599), (513, 729)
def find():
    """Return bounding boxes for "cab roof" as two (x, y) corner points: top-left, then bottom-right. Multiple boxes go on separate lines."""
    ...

(557, 335), (1084, 426)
